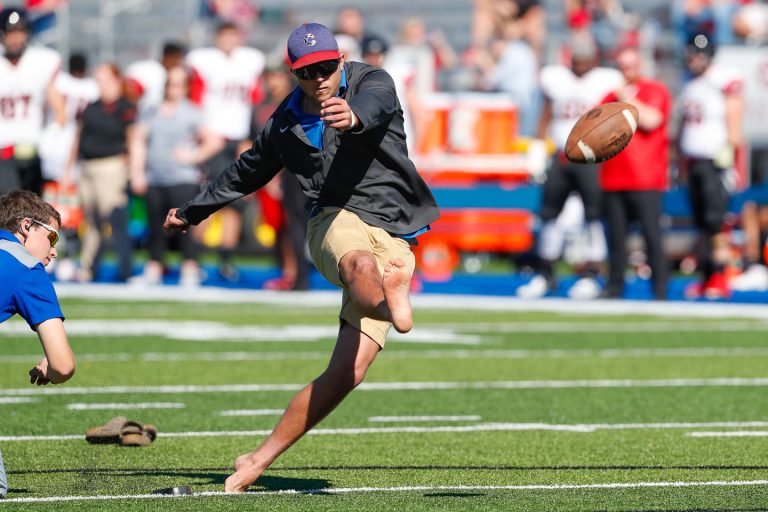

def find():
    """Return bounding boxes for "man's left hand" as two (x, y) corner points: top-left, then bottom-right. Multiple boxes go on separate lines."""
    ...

(29, 358), (51, 386)
(320, 97), (358, 131)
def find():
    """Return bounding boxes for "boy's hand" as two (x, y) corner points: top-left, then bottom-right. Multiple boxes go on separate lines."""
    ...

(320, 97), (358, 131)
(29, 358), (52, 386)
(164, 208), (189, 233)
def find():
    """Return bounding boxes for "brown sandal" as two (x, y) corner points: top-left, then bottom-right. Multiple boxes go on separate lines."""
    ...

(85, 416), (127, 444)
(119, 421), (158, 447)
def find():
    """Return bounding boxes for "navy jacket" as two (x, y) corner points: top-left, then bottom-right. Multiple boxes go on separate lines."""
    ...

(176, 61), (439, 236)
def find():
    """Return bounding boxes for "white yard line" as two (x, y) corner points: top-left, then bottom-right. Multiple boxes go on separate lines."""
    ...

(2, 479), (768, 503)
(66, 402), (185, 411)
(368, 416), (482, 422)
(3, 421), (768, 442)
(0, 397), (38, 404)
(50, 283), (768, 319)
(686, 431), (768, 438)
(4, 346), (768, 365)
(219, 409), (284, 416)
(4, 377), (768, 397)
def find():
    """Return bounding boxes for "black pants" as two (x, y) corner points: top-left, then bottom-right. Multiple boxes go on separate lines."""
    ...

(540, 158), (602, 222)
(604, 190), (668, 299)
(145, 184), (200, 262)
(0, 157), (42, 195)
(278, 172), (311, 290)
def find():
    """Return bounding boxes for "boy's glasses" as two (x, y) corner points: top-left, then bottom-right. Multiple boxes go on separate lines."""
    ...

(293, 59), (341, 80)
(31, 220), (59, 248)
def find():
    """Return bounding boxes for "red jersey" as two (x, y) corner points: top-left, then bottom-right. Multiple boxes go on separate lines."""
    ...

(600, 78), (671, 192)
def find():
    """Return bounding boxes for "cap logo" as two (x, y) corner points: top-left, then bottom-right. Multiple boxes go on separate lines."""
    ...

(304, 33), (317, 46)
(9, 12), (19, 24)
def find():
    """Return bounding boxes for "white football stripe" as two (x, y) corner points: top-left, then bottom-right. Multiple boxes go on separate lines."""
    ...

(622, 108), (637, 133)
(577, 140), (596, 163)
(686, 431), (768, 438)
(0, 397), (38, 404)
(368, 415), (482, 422)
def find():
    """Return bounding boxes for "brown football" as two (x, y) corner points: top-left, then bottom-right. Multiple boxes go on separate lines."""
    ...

(564, 101), (639, 164)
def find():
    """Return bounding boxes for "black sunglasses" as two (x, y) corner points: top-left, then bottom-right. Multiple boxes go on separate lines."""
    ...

(293, 59), (341, 80)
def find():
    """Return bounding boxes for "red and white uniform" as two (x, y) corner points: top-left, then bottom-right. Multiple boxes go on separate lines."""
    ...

(601, 79), (672, 192)
(39, 71), (99, 180)
(0, 46), (60, 148)
(125, 59), (167, 110)
(539, 65), (624, 150)
(679, 66), (743, 159)
(186, 46), (265, 141)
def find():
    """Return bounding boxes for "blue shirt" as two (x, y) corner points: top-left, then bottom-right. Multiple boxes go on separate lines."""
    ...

(286, 69), (349, 150)
(0, 230), (64, 330)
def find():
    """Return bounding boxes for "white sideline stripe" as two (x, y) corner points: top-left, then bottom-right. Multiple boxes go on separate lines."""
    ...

(50, 283), (768, 319)
(4, 421), (768, 442)
(66, 402), (185, 411)
(0, 397), (38, 404)
(3, 480), (768, 502)
(0, 320), (482, 345)
(686, 431), (768, 438)
(368, 415), (482, 423)
(219, 409), (284, 417)
(4, 346), (768, 365)
(5, 377), (768, 397)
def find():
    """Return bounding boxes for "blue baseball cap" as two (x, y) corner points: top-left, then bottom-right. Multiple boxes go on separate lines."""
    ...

(287, 23), (341, 70)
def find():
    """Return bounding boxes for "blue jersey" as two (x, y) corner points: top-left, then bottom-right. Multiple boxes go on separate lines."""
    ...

(0, 230), (64, 330)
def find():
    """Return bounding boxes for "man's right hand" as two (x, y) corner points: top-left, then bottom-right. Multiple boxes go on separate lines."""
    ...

(164, 208), (189, 232)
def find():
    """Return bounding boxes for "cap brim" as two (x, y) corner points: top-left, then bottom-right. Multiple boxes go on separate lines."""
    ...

(290, 50), (341, 70)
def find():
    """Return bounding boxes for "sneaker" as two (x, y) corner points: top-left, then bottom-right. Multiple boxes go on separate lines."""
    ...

(568, 276), (602, 300)
(127, 271), (162, 286)
(179, 268), (201, 288)
(516, 274), (550, 299)
(702, 272), (731, 300)
(730, 264), (768, 292)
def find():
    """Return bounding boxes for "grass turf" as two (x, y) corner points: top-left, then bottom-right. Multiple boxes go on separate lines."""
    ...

(1, 296), (768, 510)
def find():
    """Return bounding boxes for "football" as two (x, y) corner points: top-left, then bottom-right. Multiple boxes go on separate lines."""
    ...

(564, 101), (639, 164)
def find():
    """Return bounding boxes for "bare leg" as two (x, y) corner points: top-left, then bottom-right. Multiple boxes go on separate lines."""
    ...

(224, 323), (380, 492)
(339, 250), (413, 333)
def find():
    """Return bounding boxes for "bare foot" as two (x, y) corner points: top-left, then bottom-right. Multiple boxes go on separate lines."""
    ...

(382, 258), (413, 333)
(224, 453), (265, 493)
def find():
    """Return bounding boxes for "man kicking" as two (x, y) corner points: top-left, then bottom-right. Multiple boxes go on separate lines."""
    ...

(164, 22), (439, 492)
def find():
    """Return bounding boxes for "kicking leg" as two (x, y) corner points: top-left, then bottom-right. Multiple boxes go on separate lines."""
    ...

(339, 250), (412, 333)
(224, 322), (381, 492)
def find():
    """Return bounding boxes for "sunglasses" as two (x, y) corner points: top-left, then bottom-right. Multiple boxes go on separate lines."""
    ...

(31, 219), (60, 248)
(293, 59), (340, 80)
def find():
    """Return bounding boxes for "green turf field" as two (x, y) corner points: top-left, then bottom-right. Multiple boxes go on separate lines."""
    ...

(2, 293), (768, 511)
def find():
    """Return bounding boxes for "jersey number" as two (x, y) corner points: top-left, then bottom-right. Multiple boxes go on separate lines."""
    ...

(0, 95), (33, 119)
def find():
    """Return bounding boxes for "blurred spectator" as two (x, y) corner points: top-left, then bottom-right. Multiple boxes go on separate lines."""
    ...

(565, 0), (628, 56)
(64, 63), (137, 283)
(471, 0), (546, 55)
(732, 0), (768, 44)
(186, 21), (265, 282)
(39, 53), (99, 184)
(125, 41), (187, 110)
(0, 6), (65, 195)
(361, 34), (389, 68)
(476, 32), (540, 136)
(516, 34), (623, 300)
(334, 6), (367, 44)
(678, 33), (744, 299)
(600, 45), (672, 300)
(671, 0), (740, 49)
(335, 33), (361, 63)
(38, 52), (98, 283)
(128, 66), (224, 287)
(201, 0), (259, 37)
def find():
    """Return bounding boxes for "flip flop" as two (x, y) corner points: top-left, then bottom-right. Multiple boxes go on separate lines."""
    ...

(85, 416), (127, 444)
(119, 421), (158, 447)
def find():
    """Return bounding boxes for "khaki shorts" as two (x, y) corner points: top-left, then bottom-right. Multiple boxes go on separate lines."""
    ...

(307, 207), (415, 347)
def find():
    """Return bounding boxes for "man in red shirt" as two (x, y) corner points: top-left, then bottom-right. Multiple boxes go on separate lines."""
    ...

(600, 45), (671, 300)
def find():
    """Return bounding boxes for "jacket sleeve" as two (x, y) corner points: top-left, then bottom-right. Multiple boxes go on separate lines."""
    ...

(347, 67), (398, 133)
(176, 123), (283, 226)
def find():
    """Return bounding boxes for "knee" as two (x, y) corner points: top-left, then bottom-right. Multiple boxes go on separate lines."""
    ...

(323, 360), (369, 391)
(339, 252), (378, 283)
